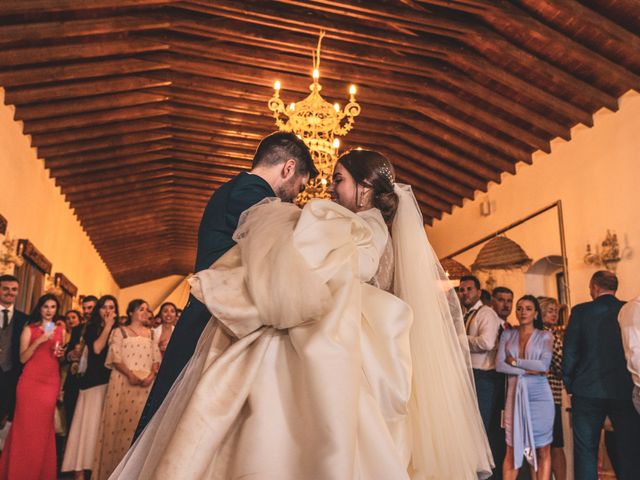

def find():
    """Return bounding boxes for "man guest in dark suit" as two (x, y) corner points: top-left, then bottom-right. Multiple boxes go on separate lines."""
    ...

(134, 131), (316, 439)
(0, 274), (29, 428)
(562, 270), (640, 480)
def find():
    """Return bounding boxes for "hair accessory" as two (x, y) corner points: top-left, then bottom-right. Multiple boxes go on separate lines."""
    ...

(379, 165), (395, 184)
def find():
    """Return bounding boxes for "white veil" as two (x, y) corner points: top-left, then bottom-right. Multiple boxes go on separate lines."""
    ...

(392, 184), (494, 479)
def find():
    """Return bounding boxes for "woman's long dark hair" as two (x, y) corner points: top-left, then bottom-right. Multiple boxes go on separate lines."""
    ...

(517, 295), (544, 330)
(336, 149), (399, 224)
(89, 295), (120, 334)
(126, 299), (147, 326)
(29, 293), (60, 325)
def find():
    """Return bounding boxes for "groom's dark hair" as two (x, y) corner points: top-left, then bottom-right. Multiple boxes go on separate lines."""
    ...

(252, 132), (318, 178)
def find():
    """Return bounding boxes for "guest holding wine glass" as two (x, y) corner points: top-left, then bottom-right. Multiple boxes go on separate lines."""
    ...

(497, 295), (554, 480)
(154, 302), (177, 356)
(0, 294), (64, 480)
(61, 295), (118, 480)
(92, 299), (160, 480)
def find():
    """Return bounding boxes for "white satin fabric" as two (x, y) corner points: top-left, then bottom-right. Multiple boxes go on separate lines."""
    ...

(112, 194), (492, 480)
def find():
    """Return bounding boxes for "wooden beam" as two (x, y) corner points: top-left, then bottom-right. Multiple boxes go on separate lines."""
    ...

(4, 76), (171, 105)
(37, 129), (171, 158)
(0, 16), (171, 45)
(72, 188), (210, 211)
(51, 152), (172, 177)
(58, 160), (241, 186)
(0, 0), (171, 15)
(0, 38), (169, 67)
(45, 141), (171, 167)
(31, 119), (169, 147)
(24, 105), (170, 134)
(0, 58), (169, 88)
(15, 91), (169, 121)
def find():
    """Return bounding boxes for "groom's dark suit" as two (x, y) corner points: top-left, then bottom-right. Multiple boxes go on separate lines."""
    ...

(134, 172), (275, 440)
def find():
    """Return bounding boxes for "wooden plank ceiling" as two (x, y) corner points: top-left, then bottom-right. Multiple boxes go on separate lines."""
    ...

(1, 0), (639, 287)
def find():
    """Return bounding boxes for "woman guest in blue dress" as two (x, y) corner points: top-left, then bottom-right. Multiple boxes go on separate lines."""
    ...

(497, 295), (554, 480)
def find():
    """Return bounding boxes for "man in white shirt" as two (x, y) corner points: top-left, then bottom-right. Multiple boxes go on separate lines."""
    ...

(459, 275), (504, 429)
(618, 295), (640, 414)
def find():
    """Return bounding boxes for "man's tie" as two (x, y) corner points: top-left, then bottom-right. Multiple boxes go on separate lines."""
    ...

(1, 309), (8, 330)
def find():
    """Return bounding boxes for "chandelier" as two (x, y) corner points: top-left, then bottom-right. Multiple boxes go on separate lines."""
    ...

(268, 31), (361, 202)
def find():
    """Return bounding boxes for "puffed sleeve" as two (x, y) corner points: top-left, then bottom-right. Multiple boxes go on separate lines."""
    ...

(105, 328), (123, 369)
(356, 209), (389, 282)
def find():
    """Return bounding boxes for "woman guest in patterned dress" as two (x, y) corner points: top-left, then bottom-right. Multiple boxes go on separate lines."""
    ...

(497, 295), (554, 480)
(539, 296), (567, 480)
(92, 299), (160, 480)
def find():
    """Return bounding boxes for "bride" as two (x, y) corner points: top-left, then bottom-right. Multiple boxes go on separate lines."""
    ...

(111, 150), (493, 479)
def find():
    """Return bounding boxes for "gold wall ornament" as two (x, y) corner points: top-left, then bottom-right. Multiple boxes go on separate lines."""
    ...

(584, 230), (624, 271)
(268, 31), (361, 203)
(0, 233), (23, 275)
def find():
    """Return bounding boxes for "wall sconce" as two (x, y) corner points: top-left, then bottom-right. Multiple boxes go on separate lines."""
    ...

(584, 230), (622, 271)
(0, 234), (24, 275)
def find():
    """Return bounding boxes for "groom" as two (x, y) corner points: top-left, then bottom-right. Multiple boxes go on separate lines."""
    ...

(134, 131), (316, 440)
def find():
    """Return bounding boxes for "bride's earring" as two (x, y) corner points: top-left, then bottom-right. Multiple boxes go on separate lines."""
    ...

(358, 189), (364, 208)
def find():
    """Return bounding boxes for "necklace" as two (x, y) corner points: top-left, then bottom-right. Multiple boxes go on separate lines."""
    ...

(128, 324), (149, 337)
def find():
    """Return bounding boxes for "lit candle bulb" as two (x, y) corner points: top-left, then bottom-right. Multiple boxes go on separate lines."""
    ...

(349, 84), (357, 95)
(333, 103), (340, 112)
(332, 138), (340, 149)
(320, 178), (328, 186)
(312, 69), (319, 80)
(274, 80), (281, 91)
(289, 102), (296, 111)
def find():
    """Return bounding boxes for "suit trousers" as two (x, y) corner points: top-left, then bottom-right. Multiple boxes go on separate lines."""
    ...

(572, 395), (640, 480)
(473, 368), (505, 479)
(633, 386), (640, 415)
(133, 295), (211, 442)
(0, 368), (19, 422)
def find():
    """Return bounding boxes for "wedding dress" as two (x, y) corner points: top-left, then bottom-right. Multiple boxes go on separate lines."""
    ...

(111, 185), (493, 480)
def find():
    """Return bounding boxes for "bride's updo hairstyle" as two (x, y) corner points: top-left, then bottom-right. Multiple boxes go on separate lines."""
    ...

(336, 149), (399, 223)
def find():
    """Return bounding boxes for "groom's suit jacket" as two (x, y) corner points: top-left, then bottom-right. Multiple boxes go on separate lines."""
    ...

(134, 172), (275, 440)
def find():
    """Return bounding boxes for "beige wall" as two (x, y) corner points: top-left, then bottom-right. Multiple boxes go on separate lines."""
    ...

(427, 90), (640, 306)
(119, 274), (187, 313)
(0, 88), (119, 301)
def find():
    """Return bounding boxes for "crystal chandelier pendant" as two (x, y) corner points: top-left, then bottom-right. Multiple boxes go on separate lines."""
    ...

(268, 31), (361, 204)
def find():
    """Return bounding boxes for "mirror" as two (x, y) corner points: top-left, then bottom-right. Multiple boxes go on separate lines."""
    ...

(444, 201), (571, 314)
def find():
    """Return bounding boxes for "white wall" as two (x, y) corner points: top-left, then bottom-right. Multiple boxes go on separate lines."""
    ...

(0, 88), (119, 300)
(427, 90), (640, 306)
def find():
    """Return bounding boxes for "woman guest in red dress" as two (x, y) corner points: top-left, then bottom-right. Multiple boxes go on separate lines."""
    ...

(0, 293), (65, 480)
